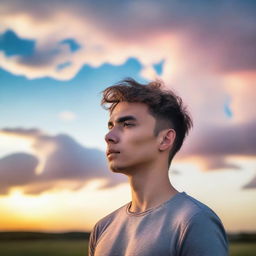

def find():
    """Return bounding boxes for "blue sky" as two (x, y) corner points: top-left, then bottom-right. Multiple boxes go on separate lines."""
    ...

(0, 53), (146, 148)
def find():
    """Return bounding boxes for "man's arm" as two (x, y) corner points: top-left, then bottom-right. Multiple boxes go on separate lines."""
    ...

(88, 224), (98, 256)
(178, 211), (229, 256)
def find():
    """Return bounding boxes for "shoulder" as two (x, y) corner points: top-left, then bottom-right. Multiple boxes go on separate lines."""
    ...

(172, 193), (228, 255)
(171, 192), (222, 226)
(89, 202), (129, 255)
(91, 202), (129, 237)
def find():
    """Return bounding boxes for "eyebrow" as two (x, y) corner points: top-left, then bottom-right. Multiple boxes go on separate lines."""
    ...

(108, 115), (137, 127)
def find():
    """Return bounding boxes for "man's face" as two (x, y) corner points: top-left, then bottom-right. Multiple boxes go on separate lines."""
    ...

(105, 102), (161, 174)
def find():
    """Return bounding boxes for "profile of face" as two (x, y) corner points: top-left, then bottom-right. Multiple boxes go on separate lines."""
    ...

(105, 102), (165, 174)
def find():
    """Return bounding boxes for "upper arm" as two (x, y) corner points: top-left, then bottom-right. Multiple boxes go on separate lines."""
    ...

(178, 211), (229, 256)
(88, 224), (98, 256)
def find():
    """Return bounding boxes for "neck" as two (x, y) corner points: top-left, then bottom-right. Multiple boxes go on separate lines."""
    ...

(127, 161), (178, 213)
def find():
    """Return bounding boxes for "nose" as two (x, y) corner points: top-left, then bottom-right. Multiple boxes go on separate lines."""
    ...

(105, 129), (119, 144)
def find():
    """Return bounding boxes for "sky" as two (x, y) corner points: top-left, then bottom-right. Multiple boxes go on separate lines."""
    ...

(0, 0), (256, 233)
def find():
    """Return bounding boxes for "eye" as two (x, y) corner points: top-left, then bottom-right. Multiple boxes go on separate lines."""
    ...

(123, 122), (134, 127)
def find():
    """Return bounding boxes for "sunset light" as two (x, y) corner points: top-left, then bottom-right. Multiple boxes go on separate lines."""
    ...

(0, 1), (256, 255)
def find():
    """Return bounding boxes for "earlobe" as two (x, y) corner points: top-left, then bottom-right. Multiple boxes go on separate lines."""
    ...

(159, 129), (176, 151)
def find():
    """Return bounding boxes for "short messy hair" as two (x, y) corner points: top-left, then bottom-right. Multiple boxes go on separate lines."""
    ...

(101, 78), (193, 163)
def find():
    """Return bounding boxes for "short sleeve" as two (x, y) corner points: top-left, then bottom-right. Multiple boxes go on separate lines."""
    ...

(88, 224), (98, 256)
(178, 211), (229, 256)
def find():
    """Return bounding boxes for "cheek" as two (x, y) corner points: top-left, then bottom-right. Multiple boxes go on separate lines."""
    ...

(125, 132), (158, 150)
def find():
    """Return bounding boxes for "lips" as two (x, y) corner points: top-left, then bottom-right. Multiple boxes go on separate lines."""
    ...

(106, 149), (120, 157)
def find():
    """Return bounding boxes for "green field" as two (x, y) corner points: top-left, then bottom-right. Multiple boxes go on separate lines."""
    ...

(0, 240), (255, 255)
(229, 242), (256, 256)
(0, 240), (88, 256)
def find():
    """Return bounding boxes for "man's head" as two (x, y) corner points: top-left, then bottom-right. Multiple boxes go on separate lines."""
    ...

(102, 78), (192, 171)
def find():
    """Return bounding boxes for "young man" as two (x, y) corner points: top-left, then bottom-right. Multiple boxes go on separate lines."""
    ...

(89, 78), (228, 256)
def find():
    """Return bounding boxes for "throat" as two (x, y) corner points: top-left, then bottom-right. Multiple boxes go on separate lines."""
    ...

(128, 172), (178, 213)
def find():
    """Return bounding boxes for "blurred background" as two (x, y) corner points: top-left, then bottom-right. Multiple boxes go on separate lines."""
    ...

(0, 0), (255, 255)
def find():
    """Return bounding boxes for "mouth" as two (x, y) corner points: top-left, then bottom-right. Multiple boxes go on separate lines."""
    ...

(106, 150), (120, 157)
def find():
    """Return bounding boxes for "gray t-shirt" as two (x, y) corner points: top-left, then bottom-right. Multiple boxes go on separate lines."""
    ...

(89, 192), (228, 256)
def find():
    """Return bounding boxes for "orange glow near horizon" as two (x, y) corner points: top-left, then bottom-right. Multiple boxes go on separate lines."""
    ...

(0, 181), (131, 232)
(0, 160), (255, 234)
(0, 131), (255, 233)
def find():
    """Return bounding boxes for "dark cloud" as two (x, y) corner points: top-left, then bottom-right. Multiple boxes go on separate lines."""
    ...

(0, 128), (126, 195)
(243, 174), (256, 189)
(15, 42), (74, 68)
(70, 0), (256, 72)
(2, 0), (256, 73)
(1, 123), (256, 192)
(37, 134), (106, 181)
(16, 49), (61, 68)
(0, 30), (78, 69)
(200, 156), (241, 171)
(181, 121), (256, 159)
(177, 121), (256, 187)
(0, 153), (38, 194)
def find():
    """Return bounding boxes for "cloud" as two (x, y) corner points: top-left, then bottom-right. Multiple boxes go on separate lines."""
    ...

(178, 121), (256, 171)
(0, 128), (126, 194)
(243, 174), (256, 189)
(176, 118), (256, 188)
(1, 120), (255, 193)
(0, 1), (255, 190)
(58, 111), (77, 121)
(0, 0), (255, 80)
(1, 127), (44, 137)
(1, 1), (254, 129)
(183, 121), (256, 157)
(0, 153), (38, 194)
(60, 39), (81, 53)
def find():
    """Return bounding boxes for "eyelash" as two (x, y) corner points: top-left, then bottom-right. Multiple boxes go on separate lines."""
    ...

(123, 122), (134, 127)
(108, 123), (134, 130)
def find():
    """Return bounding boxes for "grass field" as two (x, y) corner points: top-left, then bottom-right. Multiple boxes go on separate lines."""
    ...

(0, 240), (255, 255)
(229, 242), (256, 256)
(0, 240), (88, 256)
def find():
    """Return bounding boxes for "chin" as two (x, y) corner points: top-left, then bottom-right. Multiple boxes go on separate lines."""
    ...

(109, 163), (128, 174)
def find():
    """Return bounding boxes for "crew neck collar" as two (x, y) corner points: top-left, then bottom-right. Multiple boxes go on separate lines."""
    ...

(126, 191), (185, 217)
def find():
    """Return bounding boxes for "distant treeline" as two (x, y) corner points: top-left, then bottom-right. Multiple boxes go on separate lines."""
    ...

(228, 233), (256, 243)
(0, 232), (90, 241)
(0, 232), (255, 243)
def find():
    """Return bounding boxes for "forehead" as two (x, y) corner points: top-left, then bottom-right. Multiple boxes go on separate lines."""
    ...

(109, 102), (153, 121)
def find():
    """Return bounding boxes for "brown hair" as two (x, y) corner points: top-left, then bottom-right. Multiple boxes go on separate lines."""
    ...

(101, 78), (193, 163)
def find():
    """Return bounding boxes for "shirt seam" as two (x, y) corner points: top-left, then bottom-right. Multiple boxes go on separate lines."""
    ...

(126, 192), (184, 217)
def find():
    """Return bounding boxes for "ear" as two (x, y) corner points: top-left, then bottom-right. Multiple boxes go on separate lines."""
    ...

(159, 129), (176, 152)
